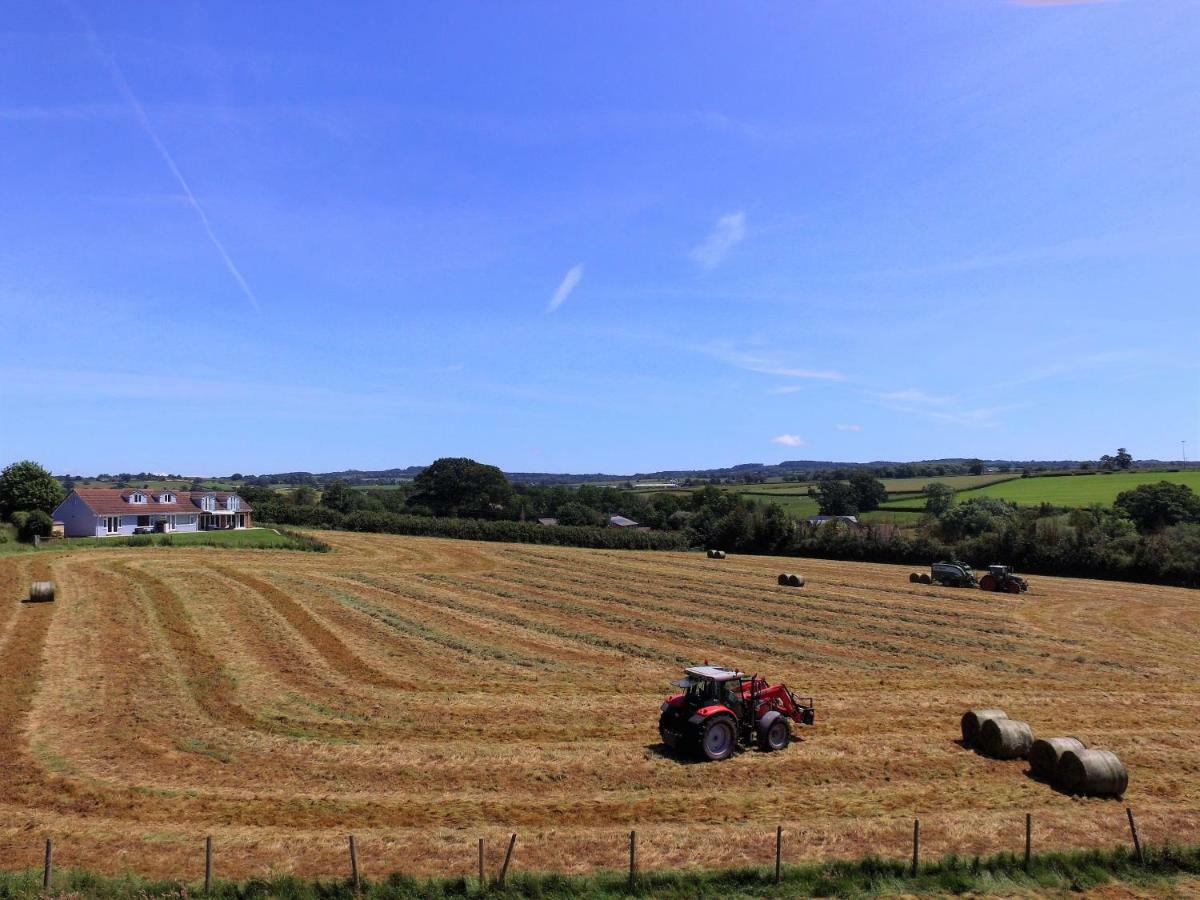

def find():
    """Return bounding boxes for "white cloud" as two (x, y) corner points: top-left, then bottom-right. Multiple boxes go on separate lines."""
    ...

(547, 263), (583, 313)
(771, 434), (807, 448)
(768, 385), (806, 395)
(836, 423), (862, 432)
(690, 211), (746, 269)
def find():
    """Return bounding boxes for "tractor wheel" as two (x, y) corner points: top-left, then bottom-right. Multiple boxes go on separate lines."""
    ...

(919, 573), (932, 585)
(757, 711), (791, 752)
(1005, 579), (1022, 594)
(979, 574), (997, 591)
(698, 715), (737, 761)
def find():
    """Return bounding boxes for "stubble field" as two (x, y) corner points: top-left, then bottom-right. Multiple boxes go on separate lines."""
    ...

(1, 532), (1197, 882)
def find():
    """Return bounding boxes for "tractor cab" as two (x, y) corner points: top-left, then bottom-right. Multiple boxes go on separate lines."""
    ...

(988, 564), (1011, 577)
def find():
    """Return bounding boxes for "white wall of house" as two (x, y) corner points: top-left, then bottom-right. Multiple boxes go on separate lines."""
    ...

(54, 493), (97, 537)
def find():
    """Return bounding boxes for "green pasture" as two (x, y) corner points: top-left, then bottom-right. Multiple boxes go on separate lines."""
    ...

(883, 470), (1200, 510)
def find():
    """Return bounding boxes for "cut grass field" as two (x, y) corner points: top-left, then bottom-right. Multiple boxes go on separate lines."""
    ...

(882, 470), (1200, 511)
(1, 532), (1197, 883)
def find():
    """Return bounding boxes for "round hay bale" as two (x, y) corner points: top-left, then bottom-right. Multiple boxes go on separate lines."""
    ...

(1029, 736), (1086, 780)
(27, 581), (55, 603)
(979, 717), (1034, 760)
(909, 572), (921, 583)
(778, 573), (790, 586)
(787, 574), (805, 588)
(961, 708), (1008, 746)
(713, 550), (726, 559)
(919, 573), (932, 585)
(1056, 749), (1127, 797)
(707, 549), (715, 558)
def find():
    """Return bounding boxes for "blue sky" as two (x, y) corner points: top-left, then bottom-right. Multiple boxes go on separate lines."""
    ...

(2, 1), (1198, 475)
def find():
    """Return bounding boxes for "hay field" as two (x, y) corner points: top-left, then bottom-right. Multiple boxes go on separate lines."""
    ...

(1, 533), (1197, 881)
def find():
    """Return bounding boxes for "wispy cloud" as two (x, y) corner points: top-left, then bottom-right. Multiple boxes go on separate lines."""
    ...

(69, 3), (260, 311)
(771, 434), (807, 448)
(836, 423), (862, 432)
(690, 212), (746, 270)
(703, 344), (845, 382)
(547, 263), (583, 313)
(870, 387), (1010, 428)
(768, 385), (806, 396)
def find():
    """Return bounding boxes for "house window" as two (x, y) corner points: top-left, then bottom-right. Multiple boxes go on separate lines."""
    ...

(159, 492), (175, 504)
(129, 492), (146, 504)
(137, 515), (150, 527)
(106, 516), (120, 534)
(227, 496), (240, 511)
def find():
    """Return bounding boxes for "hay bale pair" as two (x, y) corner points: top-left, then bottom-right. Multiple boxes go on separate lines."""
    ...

(1031, 738), (1127, 797)
(909, 572), (932, 584)
(962, 709), (1035, 760)
(777, 573), (805, 588)
(706, 549), (727, 559)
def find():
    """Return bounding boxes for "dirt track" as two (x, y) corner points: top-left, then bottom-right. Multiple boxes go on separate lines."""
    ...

(0, 533), (1196, 880)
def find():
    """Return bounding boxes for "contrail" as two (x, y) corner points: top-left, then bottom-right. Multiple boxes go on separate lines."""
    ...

(68, 2), (260, 310)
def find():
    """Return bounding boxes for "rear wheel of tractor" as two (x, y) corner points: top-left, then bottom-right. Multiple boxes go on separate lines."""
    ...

(757, 712), (791, 751)
(699, 716), (737, 761)
(979, 574), (996, 591)
(919, 573), (932, 585)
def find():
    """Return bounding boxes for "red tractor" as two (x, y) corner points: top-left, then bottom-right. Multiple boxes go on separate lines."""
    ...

(658, 665), (815, 761)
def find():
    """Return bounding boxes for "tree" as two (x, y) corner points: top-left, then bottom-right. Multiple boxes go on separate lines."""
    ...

(813, 480), (858, 516)
(923, 482), (955, 517)
(966, 459), (985, 476)
(0, 460), (65, 519)
(848, 473), (887, 512)
(408, 457), (514, 518)
(1116, 448), (1133, 470)
(17, 509), (53, 542)
(321, 479), (364, 514)
(556, 502), (603, 527)
(1113, 482), (1200, 532)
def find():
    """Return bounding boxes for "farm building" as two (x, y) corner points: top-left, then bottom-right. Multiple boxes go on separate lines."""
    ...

(52, 488), (253, 538)
(536, 517), (559, 526)
(607, 515), (639, 528)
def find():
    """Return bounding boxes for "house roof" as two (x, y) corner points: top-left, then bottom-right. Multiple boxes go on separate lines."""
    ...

(806, 515), (858, 525)
(608, 515), (639, 527)
(63, 488), (252, 516)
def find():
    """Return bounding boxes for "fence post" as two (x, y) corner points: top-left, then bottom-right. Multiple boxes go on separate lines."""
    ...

(775, 825), (783, 884)
(498, 833), (516, 887)
(911, 819), (920, 877)
(205, 835), (213, 893)
(478, 837), (485, 887)
(42, 838), (53, 892)
(628, 830), (637, 888)
(1024, 814), (1031, 873)
(1126, 808), (1144, 865)
(349, 834), (360, 891)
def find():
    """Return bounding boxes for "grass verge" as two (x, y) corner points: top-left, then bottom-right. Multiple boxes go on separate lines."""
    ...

(1, 844), (1197, 898)
(0, 528), (330, 556)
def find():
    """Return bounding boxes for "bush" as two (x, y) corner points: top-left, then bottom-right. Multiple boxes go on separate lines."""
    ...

(17, 509), (53, 542)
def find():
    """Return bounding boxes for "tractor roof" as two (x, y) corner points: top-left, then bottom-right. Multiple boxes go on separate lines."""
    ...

(684, 665), (744, 682)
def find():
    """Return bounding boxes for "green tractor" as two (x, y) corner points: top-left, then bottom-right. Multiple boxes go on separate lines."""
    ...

(979, 564), (1029, 594)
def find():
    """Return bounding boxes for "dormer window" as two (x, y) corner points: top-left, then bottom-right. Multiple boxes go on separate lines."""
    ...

(129, 491), (146, 504)
(227, 496), (240, 511)
(158, 492), (176, 504)
(200, 496), (215, 512)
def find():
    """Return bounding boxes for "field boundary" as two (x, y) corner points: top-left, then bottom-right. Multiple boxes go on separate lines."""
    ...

(3, 829), (1197, 898)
